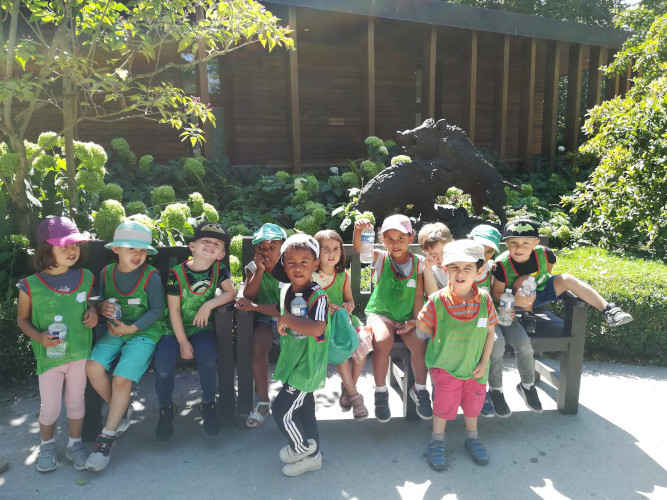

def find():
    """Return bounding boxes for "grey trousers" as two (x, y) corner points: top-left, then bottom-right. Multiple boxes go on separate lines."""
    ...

(488, 319), (535, 388)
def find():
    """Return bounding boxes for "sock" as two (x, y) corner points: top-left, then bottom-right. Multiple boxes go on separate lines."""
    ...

(489, 387), (502, 393)
(522, 382), (533, 390)
(68, 437), (82, 448)
(102, 427), (116, 437)
(465, 429), (479, 440)
(375, 385), (388, 393)
(41, 438), (55, 445)
(431, 432), (445, 442)
(414, 383), (427, 392)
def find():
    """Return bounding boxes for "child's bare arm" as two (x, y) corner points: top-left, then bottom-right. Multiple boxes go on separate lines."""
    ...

(423, 263), (439, 296)
(192, 278), (237, 327)
(277, 314), (326, 338)
(491, 278), (506, 303)
(412, 270), (425, 320)
(342, 273), (355, 314)
(16, 290), (61, 347)
(235, 298), (280, 317)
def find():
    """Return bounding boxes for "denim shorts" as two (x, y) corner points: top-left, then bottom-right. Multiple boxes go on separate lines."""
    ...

(533, 276), (564, 309)
(255, 316), (280, 345)
(88, 332), (157, 382)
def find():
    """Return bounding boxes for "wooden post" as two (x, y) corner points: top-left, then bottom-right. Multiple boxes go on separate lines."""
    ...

(542, 41), (560, 157)
(565, 43), (583, 154)
(287, 6), (301, 173)
(422, 25), (437, 120)
(366, 16), (375, 137)
(587, 46), (606, 110)
(519, 38), (536, 167)
(463, 30), (477, 143)
(493, 35), (509, 160)
(220, 55), (236, 164)
(196, 6), (211, 158)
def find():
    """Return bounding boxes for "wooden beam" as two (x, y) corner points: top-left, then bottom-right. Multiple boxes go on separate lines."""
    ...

(565, 43), (583, 154)
(196, 6), (211, 158)
(519, 37), (536, 166)
(587, 46), (606, 110)
(366, 16), (375, 136)
(288, 6), (301, 173)
(219, 55), (236, 164)
(542, 40), (560, 156)
(463, 30), (477, 142)
(423, 24), (437, 119)
(493, 35), (509, 160)
(623, 65), (633, 95)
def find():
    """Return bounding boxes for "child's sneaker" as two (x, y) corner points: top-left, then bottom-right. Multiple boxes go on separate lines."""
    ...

(115, 405), (133, 437)
(65, 441), (87, 471)
(489, 389), (512, 418)
(426, 439), (447, 471)
(516, 383), (543, 413)
(409, 385), (433, 420)
(281, 451), (322, 477)
(520, 311), (536, 334)
(464, 437), (489, 465)
(200, 401), (220, 436)
(85, 432), (116, 471)
(156, 404), (177, 442)
(480, 391), (495, 418)
(604, 304), (633, 327)
(279, 438), (317, 464)
(36, 442), (58, 472)
(374, 391), (390, 422)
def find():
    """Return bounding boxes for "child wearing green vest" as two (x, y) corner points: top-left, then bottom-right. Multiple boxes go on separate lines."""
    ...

(418, 222), (452, 295)
(234, 223), (287, 428)
(313, 229), (370, 421)
(154, 223), (236, 441)
(17, 217), (97, 472)
(85, 221), (165, 472)
(417, 240), (498, 470)
(491, 218), (633, 413)
(353, 215), (430, 422)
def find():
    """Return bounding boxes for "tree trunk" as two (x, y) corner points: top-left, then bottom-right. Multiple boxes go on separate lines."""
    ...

(7, 136), (35, 241)
(63, 79), (79, 215)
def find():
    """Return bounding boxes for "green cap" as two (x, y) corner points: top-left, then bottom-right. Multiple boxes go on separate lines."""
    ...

(467, 224), (502, 252)
(252, 223), (287, 245)
(104, 220), (157, 255)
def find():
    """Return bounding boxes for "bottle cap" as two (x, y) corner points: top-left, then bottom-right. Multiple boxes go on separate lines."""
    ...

(54, 315), (63, 321)
(109, 298), (116, 303)
(505, 289), (512, 293)
(295, 293), (302, 296)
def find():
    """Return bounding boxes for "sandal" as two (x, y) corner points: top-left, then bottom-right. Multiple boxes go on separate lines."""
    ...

(427, 439), (447, 471)
(246, 402), (270, 428)
(339, 382), (351, 412)
(348, 394), (368, 421)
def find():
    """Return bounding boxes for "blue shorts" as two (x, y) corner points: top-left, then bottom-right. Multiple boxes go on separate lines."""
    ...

(88, 332), (157, 382)
(533, 276), (564, 309)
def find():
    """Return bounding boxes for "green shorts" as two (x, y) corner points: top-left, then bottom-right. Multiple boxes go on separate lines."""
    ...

(88, 332), (157, 382)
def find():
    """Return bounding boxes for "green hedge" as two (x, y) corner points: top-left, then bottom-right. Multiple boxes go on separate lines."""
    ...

(552, 247), (667, 366)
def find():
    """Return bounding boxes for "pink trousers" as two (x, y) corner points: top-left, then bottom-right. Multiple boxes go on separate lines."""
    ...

(38, 358), (87, 425)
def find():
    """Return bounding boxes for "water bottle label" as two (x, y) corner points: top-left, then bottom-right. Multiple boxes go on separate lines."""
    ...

(499, 299), (512, 310)
(361, 233), (374, 244)
(291, 305), (307, 317)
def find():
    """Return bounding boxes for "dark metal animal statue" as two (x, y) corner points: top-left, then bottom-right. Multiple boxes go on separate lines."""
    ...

(356, 118), (507, 225)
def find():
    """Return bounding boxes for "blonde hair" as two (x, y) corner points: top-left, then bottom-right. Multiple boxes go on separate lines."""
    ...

(417, 222), (452, 250)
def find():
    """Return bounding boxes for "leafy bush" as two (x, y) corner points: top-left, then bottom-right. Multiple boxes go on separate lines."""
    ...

(151, 185), (176, 207)
(126, 201), (147, 216)
(99, 183), (123, 201)
(552, 247), (667, 365)
(93, 200), (125, 241)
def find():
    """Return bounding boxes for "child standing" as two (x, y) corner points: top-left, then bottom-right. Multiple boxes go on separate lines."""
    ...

(417, 240), (497, 470)
(312, 230), (370, 421)
(353, 215), (431, 422)
(418, 222), (452, 295)
(16, 217), (98, 472)
(85, 221), (165, 471)
(491, 218), (633, 413)
(154, 223), (236, 441)
(234, 223), (287, 428)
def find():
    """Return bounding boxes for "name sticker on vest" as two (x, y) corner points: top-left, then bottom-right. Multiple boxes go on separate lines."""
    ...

(407, 279), (416, 288)
(477, 317), (488, 328)
(76, 291), (86, 303)
(278, 282), (287, 289)
(128, 298), (141, 305)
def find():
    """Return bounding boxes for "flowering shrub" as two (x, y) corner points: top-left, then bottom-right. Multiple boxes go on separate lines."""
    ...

(111, 137), (137, 166)
(184, 157), (205, 182)
(93, 200), (126, 241)
(201, 203), (219, 223)
(391, 155), (412, 166)
(139, 155), (153, 175)
(125, 201), (147, 216)
(190, 192), (205, 216)
(99, 183), (123, 201)
(151, 185), (176, 207)
(161, 203), (191, 231)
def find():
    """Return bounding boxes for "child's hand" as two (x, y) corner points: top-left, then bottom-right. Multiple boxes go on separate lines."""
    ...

(253, 251), (267, 273)
(107, 319), (136, 337)
(354, 219), (373, 232)
(192, 304), (212, 327)
(277, 315), (291, 336)
(179, 340), (194, 360)
(99, 300), (117, 320)
(83, 307), (98, 328)
(234, 297), (255, 311)
(514, 291), (535, 308)
(396, 320), (416, 336)
(472, 359), (489, 379)
(424, 254), (439, 269)
(328, 303), (341, 315)
(342, 300), (355, 314)
(39, 331), (62, 348)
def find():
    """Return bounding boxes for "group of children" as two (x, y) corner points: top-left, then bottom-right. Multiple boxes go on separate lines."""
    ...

(17, 212), (633, 477)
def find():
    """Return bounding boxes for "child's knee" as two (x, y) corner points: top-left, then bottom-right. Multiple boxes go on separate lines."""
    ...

(111, 375), (132, 391)
(86, 360), (105, 379)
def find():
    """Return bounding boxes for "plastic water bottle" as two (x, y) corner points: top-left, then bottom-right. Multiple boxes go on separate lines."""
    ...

(46, 315), (67, 359)
(521, 276), (537, 299)
(498, 289), (514, 326)
(359, 228), (375, 264)
(289, 293), (308, 339)
(108, 298), (122, 320)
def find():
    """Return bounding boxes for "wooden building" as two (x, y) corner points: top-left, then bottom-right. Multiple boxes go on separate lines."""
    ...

(30, 0), (630, 170)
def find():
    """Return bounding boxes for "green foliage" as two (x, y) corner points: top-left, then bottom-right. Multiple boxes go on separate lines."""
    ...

(75, 169), (105, 194)
(552, 247), (667, 365)
(125, 201), (148, 216)
(184, 157), (205, 183)
(161, 203), (191, 231)
(391, 155), (412, 166)
(341, 172), (359, 188)
(93, 200), (126, 241)
(230, 235), (243, 262)
(151, 185), (177, 207)
(228, 224), (251, 237)
(139, 155), (154, 175)
(229, 255), (240, 276)
(202, 203), (219, 223)
(99, 183), (123, 202)
(110, 138), (137, 167)
(190, 192), (205, 216)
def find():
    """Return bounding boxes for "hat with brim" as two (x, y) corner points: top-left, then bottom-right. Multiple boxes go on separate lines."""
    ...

(193, 222), (231, 247)
(271, 234), (320, 283)
(37, 217), (90, 247)
(379, 214), (412, 234)
(442, 240), (484, 266)
(104, 220), (157, 255)
(252, 223), (287, 245)
(502, 219), (540, 240)
(467, 224), (501, 252)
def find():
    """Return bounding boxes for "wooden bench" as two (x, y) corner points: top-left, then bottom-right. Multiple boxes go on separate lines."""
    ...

(82, 240), (236, 440)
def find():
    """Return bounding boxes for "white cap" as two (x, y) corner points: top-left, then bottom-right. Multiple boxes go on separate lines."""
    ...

(442, 240), (484, 266)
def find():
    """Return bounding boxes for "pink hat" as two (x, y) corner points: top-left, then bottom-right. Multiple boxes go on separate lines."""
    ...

(380, 214), (412, 234)
(37, 217), (89, 246)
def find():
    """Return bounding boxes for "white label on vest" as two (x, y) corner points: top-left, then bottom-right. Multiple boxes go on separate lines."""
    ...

(278, 282), (286, 289)
(128, 298), (141, 305)
(407, 279), (416, 288)
(477, 318), (488, 328)
(76, 292), (86, 303)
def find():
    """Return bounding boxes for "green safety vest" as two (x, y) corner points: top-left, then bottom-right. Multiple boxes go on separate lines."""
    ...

(365, 253), (419, 323)
(425, 290), (491, 384)
(317, 270), (361, 330)
(104, 264), (164, 343)
(167, 260), (220, 337)
(254, 269), (282, 321)
(495, 246), (551, 291)
(273, 284), (329, 393)
(474, 260), (494, 294)
(25, 270), (94, 375)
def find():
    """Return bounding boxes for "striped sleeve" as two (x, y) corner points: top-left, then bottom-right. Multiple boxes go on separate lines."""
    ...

(417, 297), (437, 329)
(486, 294), (499, 326)
(308, 292), (328, 323)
